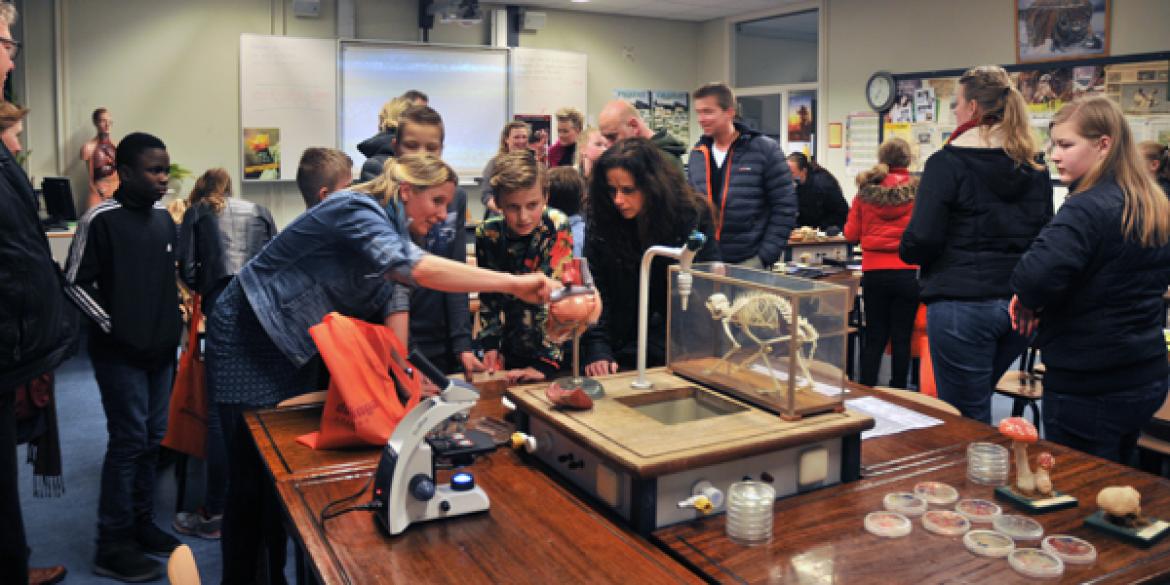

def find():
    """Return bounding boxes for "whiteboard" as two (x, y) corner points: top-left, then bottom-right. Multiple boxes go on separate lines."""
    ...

(339, 42), (509, 179)
(511, 48), (588, 118)
(239, 34), (337, 182)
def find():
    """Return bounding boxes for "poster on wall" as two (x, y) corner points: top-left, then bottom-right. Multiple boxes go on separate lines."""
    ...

(914, 87), (936, 123)
(614, 89), (652, 126)
(888, 80), (920, 123)
(1017, 65), (1105, 114)
(787, 93), (814, 143)
(1016, 0), (1110, 64)
(650, 90), (690, 146)
(845, 112), (879, 178)
(514, 114), (551, 165)
(243, 128), (281, 180)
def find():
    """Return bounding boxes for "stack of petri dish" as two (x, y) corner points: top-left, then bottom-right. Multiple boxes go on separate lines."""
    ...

(967, 442), (1010, 486)
(726, 480), (776, 545)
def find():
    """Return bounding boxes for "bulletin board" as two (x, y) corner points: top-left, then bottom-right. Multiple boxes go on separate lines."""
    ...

(880, 51), (1170, 180)
(239, 34), (337, 182)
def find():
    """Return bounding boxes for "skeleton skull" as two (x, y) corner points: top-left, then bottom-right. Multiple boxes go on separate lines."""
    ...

(706, 293), (731, 319)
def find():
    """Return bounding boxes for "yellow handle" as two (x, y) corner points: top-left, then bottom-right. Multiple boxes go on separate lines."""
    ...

(510, 432), (527, 450)
(692, 496), (713, 514)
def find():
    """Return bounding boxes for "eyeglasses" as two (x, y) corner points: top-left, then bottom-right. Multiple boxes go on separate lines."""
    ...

(0, 37), (20, 60)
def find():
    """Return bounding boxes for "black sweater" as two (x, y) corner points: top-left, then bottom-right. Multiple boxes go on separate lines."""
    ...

(409, 188), (472, 365)
(64, 194), (181, 367)
(900, 144), (1053, 302)
(796, 168), (849, 230)
(1011, 177), (1170, 394)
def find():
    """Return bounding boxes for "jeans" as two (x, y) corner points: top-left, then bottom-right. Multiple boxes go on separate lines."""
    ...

(859, 270), (919, 388)
(219, 403), (287, 585)
(927, 299), (1029, 424)
(203, 399), (226, 516)
(91, 351), (174, 542)
(1043, 378), (1168, 464)
(0, 391), (28, 584)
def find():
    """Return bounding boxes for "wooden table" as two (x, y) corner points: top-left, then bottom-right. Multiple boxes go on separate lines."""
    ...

(653, 387), (1170, 584)
(247, 373), (701, 585)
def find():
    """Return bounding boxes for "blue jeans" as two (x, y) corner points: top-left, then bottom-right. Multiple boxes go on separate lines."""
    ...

(91, 351), (174, 542)
(1043, 379), (1168, 464)
(927, 299), (1029, 424)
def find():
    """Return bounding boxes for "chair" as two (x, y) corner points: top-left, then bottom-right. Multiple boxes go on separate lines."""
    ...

(1137, 392), (1170, 476)
(994, 346), (1042, 430)
(872, 386), (960, 417)
(167, 544), (201, 585)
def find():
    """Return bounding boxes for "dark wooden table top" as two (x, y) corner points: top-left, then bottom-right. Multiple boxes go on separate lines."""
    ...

(654, 387), (1170, 584)
(248, 374), (701, 585)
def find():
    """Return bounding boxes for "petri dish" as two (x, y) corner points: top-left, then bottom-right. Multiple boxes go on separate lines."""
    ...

(955, 499), (1003, 524)
(1042, 534), (1097, 565)
(865, 511), (912, 538)
(922, 510), (971, 536)
(914, 481), (959, 506)
(964, 529), (1016, 558)
(1008, 548), (1065, 579)
(993, 514), (1045, 541)
(884, 492), (928, 516)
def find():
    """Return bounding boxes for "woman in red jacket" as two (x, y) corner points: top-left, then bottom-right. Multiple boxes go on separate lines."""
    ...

(844, 138), (919, 388)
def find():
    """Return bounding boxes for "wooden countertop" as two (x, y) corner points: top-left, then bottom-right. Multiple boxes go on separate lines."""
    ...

(249, 373), (700, 584)
(653, 387), (1170, 584)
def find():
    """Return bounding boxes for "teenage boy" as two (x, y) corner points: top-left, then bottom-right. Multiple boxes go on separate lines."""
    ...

(64, 132), (182, 582)
(297, 147), (353, 209)
(392, 105), (483, 377)
(686, 83), (797, 268)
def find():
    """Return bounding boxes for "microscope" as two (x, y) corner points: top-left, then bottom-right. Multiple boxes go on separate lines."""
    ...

(372, 351), (498, 535)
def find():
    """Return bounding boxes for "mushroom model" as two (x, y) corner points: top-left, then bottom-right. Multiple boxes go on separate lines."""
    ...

(999, 417), (1039, 496)
(1098, 486), (1144, 527)
(1034, 452), (1055, 496)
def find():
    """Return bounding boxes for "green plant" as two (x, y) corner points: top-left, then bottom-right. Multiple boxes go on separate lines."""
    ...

(168, 162), (193, 182)
(14, 148), (29, 167)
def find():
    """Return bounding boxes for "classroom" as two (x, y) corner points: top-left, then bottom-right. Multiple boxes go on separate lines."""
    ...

(5, 0), (1170, 583)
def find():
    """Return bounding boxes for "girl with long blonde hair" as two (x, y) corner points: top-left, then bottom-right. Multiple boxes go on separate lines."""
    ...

(1010, 96), (1170, 462)
(899, 65), (1054, 423)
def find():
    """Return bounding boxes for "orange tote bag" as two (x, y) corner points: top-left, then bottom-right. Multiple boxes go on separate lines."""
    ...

(297, 313), (422, 449)
(162, 294), (208, 458)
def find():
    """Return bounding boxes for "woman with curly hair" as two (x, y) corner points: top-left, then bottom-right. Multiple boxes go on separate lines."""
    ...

(581, 137), (721, 376)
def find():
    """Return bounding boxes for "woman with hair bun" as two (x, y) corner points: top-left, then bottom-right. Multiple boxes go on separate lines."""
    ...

(844, 138), (918, 388)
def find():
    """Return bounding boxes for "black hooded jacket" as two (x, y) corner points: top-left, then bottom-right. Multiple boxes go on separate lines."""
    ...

(0, 143), (78, 390)
(357, 129), (396, 182)
(900, 133), (1053, 302)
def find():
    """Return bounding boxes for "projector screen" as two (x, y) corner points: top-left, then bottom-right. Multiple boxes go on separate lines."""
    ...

(340, 42), (509, 181)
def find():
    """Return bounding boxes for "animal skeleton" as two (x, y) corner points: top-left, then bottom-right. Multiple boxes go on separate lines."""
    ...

(704, 292), (819, 393)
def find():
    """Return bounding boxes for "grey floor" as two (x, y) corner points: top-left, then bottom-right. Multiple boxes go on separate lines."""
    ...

(19, 339), (1015, 584)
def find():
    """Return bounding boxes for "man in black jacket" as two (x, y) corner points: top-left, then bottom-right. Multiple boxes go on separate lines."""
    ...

(597, 99), (687, 171)
(687, 83), (796, 268)
(65, 133), (182, 582)
(0, 3), (78, 584)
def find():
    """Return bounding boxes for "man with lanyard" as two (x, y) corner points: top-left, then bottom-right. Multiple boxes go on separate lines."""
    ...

(687, 82), (796, 269)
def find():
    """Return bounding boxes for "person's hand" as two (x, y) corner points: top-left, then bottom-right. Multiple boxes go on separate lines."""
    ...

(1009, 294), (1040, 337)
(460, 351), (485, 382)
(585, 360), (619, 377)
(510, 274), (561, 305)
(505, 367), (545, 384)
(482, 350), (504, 373)
(420, 376), (441, 398)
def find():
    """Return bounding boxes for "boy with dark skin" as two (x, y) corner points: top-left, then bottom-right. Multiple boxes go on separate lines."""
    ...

(65, 133), (182, 582)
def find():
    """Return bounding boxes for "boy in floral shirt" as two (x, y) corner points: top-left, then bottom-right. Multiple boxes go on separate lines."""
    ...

(476, 151), (574, 383)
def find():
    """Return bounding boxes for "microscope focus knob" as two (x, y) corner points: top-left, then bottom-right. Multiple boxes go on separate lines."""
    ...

(409, 474), (435, 501)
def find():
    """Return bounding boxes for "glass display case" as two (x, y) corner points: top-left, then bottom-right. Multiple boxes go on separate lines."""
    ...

(667, 263), (848, 420)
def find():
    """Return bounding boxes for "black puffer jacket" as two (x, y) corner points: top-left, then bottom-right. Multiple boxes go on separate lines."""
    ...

(900, 127), (1053, 302)
(357, 129), (396, 182)
(1012, 176), (1170, 395)
(796, 168), (849, 230)
(0, 144), (78, 390)
(687, 121), (796, 265)
(580, 206), (721, 368)
(178, 198), (276, 298)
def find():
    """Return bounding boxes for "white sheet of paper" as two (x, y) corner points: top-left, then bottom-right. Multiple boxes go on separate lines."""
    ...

(748, 364), (843, 396)
(844, 396), (943, 440)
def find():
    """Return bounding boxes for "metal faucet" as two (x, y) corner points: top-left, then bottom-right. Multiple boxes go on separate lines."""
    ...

(632, 231), (706, 389)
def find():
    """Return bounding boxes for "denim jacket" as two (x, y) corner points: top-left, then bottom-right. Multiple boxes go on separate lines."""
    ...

(236, 191), (424, 366)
